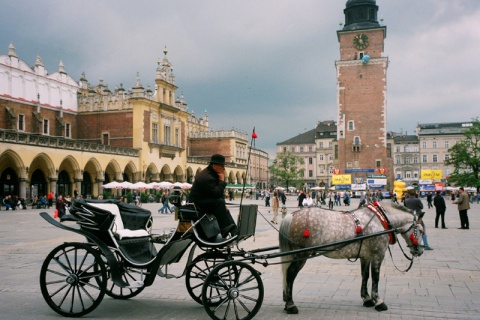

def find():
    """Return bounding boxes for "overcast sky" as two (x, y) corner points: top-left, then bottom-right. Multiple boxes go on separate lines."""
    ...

(1, 0), (479, 157)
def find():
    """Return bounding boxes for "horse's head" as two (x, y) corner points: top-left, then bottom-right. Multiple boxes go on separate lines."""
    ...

(399, 210), (425, 257)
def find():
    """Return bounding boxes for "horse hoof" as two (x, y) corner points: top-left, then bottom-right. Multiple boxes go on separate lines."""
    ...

(375, 303), (388, 311)
(363, 300), (375, 308)
(284, 306), (299, 314)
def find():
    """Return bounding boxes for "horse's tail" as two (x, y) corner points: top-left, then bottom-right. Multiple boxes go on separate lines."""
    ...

(279, 213), (294, 294)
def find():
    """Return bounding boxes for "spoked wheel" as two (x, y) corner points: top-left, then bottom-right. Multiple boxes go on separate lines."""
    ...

(201, 261), (264, 320)
(100, 251), (146, 299)
(185, 253), (230, 304)
(40, 243), (107, 317)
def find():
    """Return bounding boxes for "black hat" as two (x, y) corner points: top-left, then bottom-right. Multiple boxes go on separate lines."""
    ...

(209, 154), (226, 165)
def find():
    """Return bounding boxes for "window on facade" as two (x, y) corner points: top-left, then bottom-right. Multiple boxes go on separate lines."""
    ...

(348, 120), (354, 131)
(404, 146), (409, 152)
(291, 146), (295, 152)
(413, 172), (419, 178)
(444, 154), (450, 161)
(413, 146), (418, 152)
(43, 119), (49, 135)
(283, 147), (286, 152)
(103, 133), (109, 145)
(329, 154), (333, 161)
(432, 141), (437, 148)
(152, 123), (158, 143)
(308, 157), (313, 165)
(300, 147), (304, 152)
(422, 141), (427, 149)
(65, 123), (71, 138)
(396, 157), (401, 164)
(376, 160), (381, 168)
(387, 143), (392, 158)
(413, 156), (418, 164)
(354, 136), (361, 145)
(319, 154), (324, 161)
(422, 155), (427, 163)
(396, 146), (400, 153)
(405, 157), (411, 164)
(309, 146), (313, 152)
(308, 170), (313, 177)
(433, 155), (438, 162)
(405, 171), (411, 178)
(319, 142), (324, 148)
(334, 145), (338, 159)
(444, 141), (449, 148)
(18, 114), (25, 131)
(164, 125), (171, 145)
(329, 141), (333, 148)
(175, 128), (179, 146)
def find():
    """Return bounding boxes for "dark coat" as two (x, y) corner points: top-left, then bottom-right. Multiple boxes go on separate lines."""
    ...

(433, 194), (446, 212)
(189, 165), (226, 202)
(404, 195), (424, 213)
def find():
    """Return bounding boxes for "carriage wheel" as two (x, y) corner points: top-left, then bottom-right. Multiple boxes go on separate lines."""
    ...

(99, 251), (146, 299)
(202, 261), (264, 320)
(40, 243), (107, 317)
(185, 253), (229, 305)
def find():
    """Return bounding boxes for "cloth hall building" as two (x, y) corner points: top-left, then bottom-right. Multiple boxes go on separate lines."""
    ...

(0, 43), (268, 202)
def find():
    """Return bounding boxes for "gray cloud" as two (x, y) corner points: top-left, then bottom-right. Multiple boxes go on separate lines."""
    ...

(1, 0), (479, 157)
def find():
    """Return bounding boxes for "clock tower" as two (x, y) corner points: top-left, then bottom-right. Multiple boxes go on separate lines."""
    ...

(335, 0), (392, 186)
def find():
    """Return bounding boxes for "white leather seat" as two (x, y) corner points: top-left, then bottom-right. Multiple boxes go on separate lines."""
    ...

(88, 203), (149, 240)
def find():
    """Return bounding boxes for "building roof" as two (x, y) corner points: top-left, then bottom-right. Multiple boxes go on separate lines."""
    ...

(417, 122), (472, 135)
(277, 127), (317, 145)
(277, 120), (337, 146)
(393, 134), (418, 144)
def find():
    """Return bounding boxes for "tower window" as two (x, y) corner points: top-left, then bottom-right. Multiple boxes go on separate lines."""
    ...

(348, 120), (354, 131)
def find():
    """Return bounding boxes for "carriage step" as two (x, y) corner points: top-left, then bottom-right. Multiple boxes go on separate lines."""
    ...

(126, 280), (144, 288)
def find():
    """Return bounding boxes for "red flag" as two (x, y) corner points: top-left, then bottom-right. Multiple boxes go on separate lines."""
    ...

(252, 128), (258, 139)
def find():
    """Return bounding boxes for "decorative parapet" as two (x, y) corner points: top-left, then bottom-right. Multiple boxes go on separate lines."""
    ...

(190, 130), (248, 141)
(0, 130), (140, 156)
(186, 156), (248, 169)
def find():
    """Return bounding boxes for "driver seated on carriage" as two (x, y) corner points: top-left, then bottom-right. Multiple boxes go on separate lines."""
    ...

(189, 154), (238, 238)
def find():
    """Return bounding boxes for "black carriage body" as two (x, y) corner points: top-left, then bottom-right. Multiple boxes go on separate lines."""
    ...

(40, 200), (262, 319)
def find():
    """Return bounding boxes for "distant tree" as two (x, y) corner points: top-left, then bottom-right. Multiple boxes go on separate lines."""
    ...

(444, 118), (480, 191)
(269, 151), (305, 190)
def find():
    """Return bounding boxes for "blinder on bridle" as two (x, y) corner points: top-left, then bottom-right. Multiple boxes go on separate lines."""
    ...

(401, 210), (423, 256)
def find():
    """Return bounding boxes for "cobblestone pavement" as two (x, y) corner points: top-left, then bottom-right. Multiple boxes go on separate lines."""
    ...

(1, 195), (479, 319)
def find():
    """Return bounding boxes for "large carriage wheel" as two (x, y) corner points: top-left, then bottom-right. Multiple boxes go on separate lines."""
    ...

(185, 253), (230, 305)
(40, 243), (107, 317)
(201, 261), (264, 320)
(99, 251), (146, 299)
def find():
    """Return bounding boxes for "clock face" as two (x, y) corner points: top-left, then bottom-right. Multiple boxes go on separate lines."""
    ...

(353, 33), (369, 50)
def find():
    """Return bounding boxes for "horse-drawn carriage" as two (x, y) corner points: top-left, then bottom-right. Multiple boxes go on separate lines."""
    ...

(39, 191), (425, 319)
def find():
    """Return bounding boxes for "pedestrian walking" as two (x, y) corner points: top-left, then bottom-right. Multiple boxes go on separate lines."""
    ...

(271, 191), (279, 224)
(426, 192), (433, 209)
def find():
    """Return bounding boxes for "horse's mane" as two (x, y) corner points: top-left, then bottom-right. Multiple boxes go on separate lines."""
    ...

(380, 201), (413, 214)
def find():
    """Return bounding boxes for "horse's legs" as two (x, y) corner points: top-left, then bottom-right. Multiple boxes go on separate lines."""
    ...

(371, 260), (388, 311)
(283, 257), (307, 314)
(360, 258), (375, 307)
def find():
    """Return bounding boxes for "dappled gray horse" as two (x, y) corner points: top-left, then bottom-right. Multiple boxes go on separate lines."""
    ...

(280, 202), (424, 314)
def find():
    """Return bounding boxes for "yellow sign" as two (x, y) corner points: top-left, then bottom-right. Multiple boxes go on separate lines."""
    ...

(332, 174), (352, 185)
(421, 170), (442, 180)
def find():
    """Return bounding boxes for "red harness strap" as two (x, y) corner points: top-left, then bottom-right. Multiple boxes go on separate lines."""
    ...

(367, 203), (396, 245)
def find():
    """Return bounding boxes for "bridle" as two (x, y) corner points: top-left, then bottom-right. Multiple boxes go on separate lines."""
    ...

(365, 201), (422, 272)
(390, 210), (423, 272)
